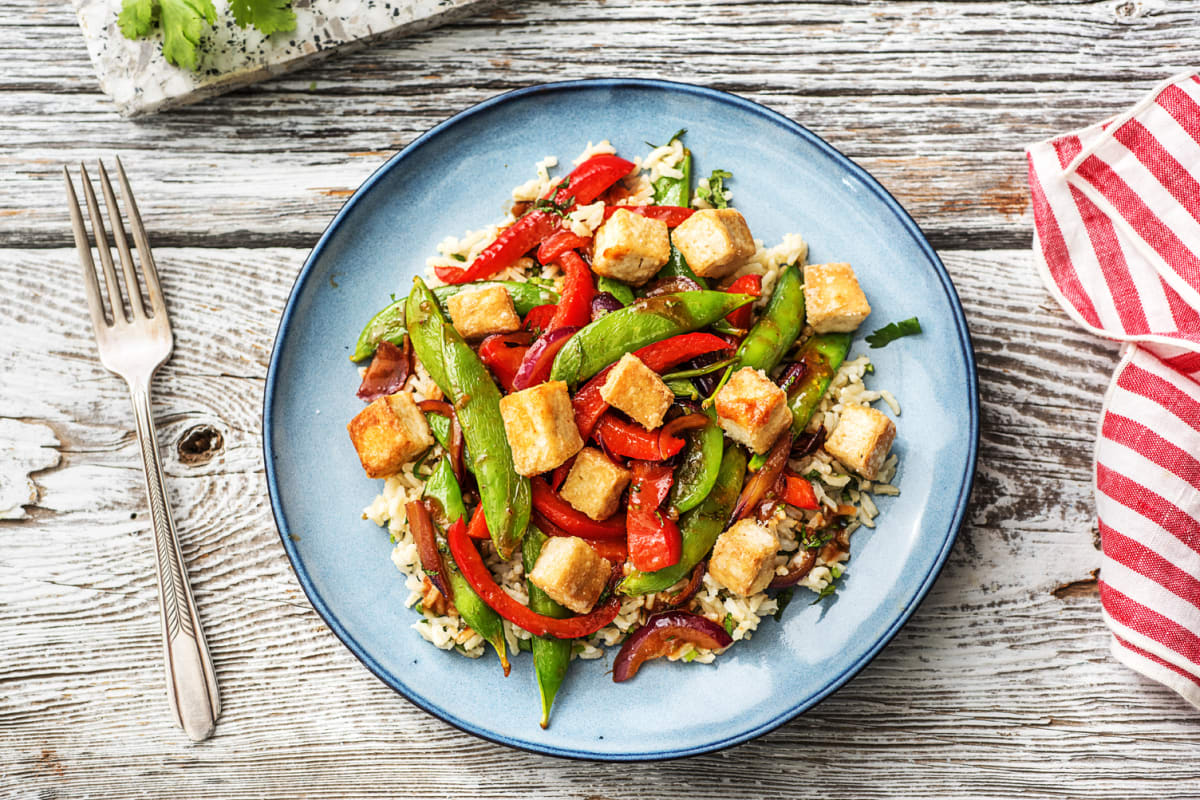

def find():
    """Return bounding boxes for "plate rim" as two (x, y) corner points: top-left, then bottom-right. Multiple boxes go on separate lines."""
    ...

(262, 77), (980, 761)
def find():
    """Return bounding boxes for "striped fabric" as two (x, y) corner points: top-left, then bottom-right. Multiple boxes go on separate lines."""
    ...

(1028, 71), (1200, 709)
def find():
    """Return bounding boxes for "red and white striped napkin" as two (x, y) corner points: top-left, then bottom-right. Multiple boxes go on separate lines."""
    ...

(1028, 70), (1200, 708)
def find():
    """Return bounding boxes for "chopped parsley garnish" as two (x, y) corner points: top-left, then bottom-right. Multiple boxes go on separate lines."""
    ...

(535, 194), (575, 218)
(800, 529), (834, 550)
(866, 316), (922, 348)
(773, 588), (794, 621)
(723, 613), (736, 635)
(697, 169), (733, 209)
(450, 253), (467, 262)
(646, 128), (687, 149)
(810, 565), (844, 605)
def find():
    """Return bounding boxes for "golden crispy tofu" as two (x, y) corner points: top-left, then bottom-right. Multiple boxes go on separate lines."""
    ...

(347, 392), (434, 478)
(709, 519), (779, 597)
(528, 536), (612, 614)
(802, 262), (871, 333)
(824, 404), (896, 480)
(591, 208), (671, 286)
(599, 352), (674, 430)
(558, 447), (631, 521)
(713, 367), (793, 454)
(445, 284), (521, 340)
(498, 381), (584, 476)
(671, 208), (756, 280)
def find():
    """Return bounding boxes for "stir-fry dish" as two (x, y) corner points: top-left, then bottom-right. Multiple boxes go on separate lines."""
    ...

(347, 135), (912, 727)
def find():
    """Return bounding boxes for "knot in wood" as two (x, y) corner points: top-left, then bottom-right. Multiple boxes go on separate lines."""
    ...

(177, 425), (224, 465)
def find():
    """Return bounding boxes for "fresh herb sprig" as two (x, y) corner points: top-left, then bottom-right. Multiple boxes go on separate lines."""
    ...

(696, 168), (733, 209)
(118, 0), (297, 72)
(866, 317), (922, 348)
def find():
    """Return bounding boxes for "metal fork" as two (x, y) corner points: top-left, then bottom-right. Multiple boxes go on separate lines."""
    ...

(64, 159), (221, 742)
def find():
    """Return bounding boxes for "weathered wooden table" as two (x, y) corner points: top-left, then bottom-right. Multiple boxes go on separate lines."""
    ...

(4, 1), (1198, 797)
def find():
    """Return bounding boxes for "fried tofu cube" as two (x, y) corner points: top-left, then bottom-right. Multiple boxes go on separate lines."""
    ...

(671, 208), (756, 280)
(528, 536), (612, 614)
(709, 519), (779, 597)
(498, 381), (584, 476)
(713, 367), (793, 454)
(824, 404), (896, 480)
(558, 447), (632, 521)
(591, 208), (671, 285)
(803, 262), (872, 333)
(599, 353), (674, 430)
(445, 284), (521, 340)
(347, 392), (434, 478)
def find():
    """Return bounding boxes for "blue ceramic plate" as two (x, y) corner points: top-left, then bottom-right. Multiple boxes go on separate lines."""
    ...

(264, 79), (978, 760)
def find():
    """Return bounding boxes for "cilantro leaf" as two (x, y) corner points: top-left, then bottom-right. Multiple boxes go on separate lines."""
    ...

(229, 0), (297, 35)
(118, 0), (156, 38)
(866, 316), (922, 348)
(696, 168), (732, 209)
(159, 0), (216, 71)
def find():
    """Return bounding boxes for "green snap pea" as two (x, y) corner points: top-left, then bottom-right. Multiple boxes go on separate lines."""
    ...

(652, 142), (692, 207)
(666, 378), (699, 401)
(620, 444), (747, 596)
(422, 457), (508, 672)
(667, 407), (724, 515)
(656, 244), (707, 288)
(596, 276), (636, 307)
(425, 411), (451, 449)
(351, 280), (560, 361)
(788, 332), (852, 436)
(406, 277), (530, 559)
(549, 291), (756, 386)
(522, 526), (572, 729)
(731, 264), (805, 375)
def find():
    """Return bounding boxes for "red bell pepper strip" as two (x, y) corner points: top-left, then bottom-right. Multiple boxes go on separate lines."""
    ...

(626, 461), (681, 572)
(594, 413), (686, 461)
(531, 477), (627, 540)
(547, 250), (594, 331)
(572, 333), (733, 438)
(537, 229), (591, 265)
(466, 505), (491, 540)
(434, 211), (560, 284)
(583, 537), (629, 563)
(553, 155), (635, 206)
(724, 274), (762, 330)
(602, 205), (695, 227)
(478, 332), (531, 393)
(447, 517), (623, 639)
(523, 303), (557, 336)
(782, 473), (820, 510)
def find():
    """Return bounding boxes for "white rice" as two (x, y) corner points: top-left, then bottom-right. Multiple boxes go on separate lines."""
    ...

(361, 142), (900, 666)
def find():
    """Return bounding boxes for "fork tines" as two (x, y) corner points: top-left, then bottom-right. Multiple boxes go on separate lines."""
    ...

(64, 159), (167, 332)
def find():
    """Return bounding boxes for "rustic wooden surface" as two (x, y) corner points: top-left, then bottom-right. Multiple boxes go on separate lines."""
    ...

(3, 0), (1199, 797)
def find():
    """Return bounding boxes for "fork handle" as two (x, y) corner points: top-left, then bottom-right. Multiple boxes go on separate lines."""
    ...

(129, 376), (221, 741)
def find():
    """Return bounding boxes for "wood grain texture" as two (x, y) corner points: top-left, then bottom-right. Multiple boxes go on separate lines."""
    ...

(3, 0), (1199, 796)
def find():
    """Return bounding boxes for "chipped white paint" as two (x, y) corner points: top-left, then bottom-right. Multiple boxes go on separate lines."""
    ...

(72, 0), (491, 116)
(0, 419), (60, 519)
(4, 0), (1200, 797)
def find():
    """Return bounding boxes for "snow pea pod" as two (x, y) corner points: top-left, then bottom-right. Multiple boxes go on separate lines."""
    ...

(731, 263), (805, 375)
(422, 457), (509, 673)
(652, 144), (692, 207)
(522, 525), (573, 729)
(620, 444), (747, 596)
(351, 280), (560, 361)
(596, 276), (635, 307)
(788, 332), (852, 436)
(406, 277), (531, 559)
(667, 407), (724, 515)
(656, 243), (707, 288)
(549, 291), (756, 387)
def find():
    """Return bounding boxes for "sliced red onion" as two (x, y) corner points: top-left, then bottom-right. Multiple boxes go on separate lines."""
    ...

(356, 338), (412, 401)
(644, 276), (703, 298)
(777, 360), (809, 398)
(791, 426), (826, 460)
(662, 561), (707, 608)
(659, 413), (709, 460)
(590, 292), (624, 321)
(729, 430), (793, 524)
(612, 610), (733, 682)
(512, 326), (580, 390)
(406, 500), (450, 600)
(769, 549), (818, 589)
